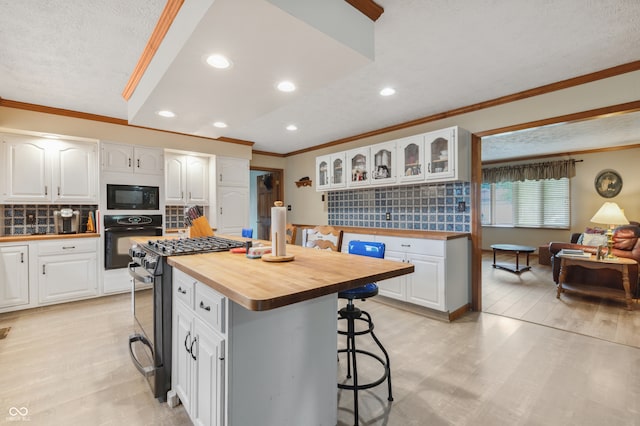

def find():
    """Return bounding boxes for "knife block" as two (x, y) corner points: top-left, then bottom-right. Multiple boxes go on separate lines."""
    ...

(188, 216), (214, 237)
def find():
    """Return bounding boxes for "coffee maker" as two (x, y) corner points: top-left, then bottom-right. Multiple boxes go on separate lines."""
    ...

(54, 209), (80, 234)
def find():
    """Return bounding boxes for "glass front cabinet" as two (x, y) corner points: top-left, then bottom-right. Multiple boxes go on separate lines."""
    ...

(370, 141), (396, 186)
(346, 147), (370, 188)
(316, 152), (346, 191)
(397, 135), (425, 183)
(424, 127), (456, 180)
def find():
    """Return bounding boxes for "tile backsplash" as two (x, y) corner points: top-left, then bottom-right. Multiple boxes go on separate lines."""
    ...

(2, 204), (97, 235)
(328, 182), (471, 232)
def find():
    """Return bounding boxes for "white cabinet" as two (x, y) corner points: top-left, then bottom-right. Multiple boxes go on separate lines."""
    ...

(0, 245), (29, 309)
(102, 142), (164, 175)
(165, 153), (209, 205)
(346, 147), (370, 188)
(344, 234), (469, 314)
(316, 152), (346, 191)
(216, 157), (249, 187)
(1, 134), (98, 203)
(216, 187), (249, 236)
(172, 269), (226, 426)
(214, 157), (249, 236)
(37, 239), (98, 304)
(424, 126), (470, 182)
(370, 141), (396, 186)
(397, 134), (426, 183)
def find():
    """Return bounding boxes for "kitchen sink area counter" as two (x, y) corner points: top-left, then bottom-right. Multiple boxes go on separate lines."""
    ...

(0, 232), (99, 243)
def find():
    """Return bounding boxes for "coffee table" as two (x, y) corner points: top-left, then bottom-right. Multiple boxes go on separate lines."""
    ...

(557, 254), (637, 310)
(491, 244), (536, 274)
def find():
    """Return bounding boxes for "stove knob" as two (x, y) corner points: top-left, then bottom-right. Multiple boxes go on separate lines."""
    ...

(143, 258), (157, 269)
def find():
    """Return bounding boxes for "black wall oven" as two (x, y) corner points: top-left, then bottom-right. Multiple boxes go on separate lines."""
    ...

(106, 184), (160, 211)
(104, 215), (163, 270)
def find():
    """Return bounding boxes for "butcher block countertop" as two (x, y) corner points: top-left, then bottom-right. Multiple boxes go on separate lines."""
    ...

(0, 233), (99, 243)
(294, 225), (470, 241)
(166, 242), (414, 312)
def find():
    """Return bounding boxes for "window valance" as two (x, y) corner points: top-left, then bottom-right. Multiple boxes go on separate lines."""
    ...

(482, 159), (577, 184)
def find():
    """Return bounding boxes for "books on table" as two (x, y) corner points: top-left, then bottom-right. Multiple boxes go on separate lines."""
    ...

(558, 249), (591, 258)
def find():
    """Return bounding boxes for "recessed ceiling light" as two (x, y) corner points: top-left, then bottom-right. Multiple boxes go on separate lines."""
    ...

(379, 87), (396, 96)
(277, 81), (296, 92)
(286, 124), (298, 131)
(213, 121), (228, 128)
(206, 54), (232, 69)
(156, 110), (175, 118)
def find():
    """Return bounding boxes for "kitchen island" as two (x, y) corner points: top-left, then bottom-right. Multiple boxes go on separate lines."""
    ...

(166, 242), (414, 426)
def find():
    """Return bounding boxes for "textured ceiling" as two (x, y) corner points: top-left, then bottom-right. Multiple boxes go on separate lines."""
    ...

(1, 0), (640, 159)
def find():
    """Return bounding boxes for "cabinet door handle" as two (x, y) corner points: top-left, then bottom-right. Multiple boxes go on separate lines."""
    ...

(44, 186), (48, 196)
(190, 336), (198, 361)
(137, 159), (140, 168)
(220, 173), (223, 182)
(199, 301), (211, 312)
(42, 264), (46, 275)
(220, 207), (223, 215)
(128, 158), (132, 167)
(57, 186), (60, 196)
(184, 331), (191, 353)
(62, 246), (76, 250)
(189, 191), (192, 200)
(177, 287), (187, 295)
(427, 163), (431, 173)
(401, 244), (411, 248)
(20, 253), (24, 263)
(181, 191), (184, 200)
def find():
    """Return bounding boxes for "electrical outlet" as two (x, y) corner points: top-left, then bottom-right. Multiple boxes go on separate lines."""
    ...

(287, 205), (292, 211)
(385, 212), (391, 221)
(456, 201), (466, 212)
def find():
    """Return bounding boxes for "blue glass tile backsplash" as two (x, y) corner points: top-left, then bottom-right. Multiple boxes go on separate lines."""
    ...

(328, 182), (471, 232)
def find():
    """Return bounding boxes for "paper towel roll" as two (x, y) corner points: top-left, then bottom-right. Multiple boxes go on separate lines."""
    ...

(271, 201), (286, 257)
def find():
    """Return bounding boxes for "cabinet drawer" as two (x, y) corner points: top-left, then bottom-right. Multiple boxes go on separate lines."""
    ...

(194, 282), (226, 334)
(38, 238), (97, 255)
(375, 236), (444, 257)
(173, 269), (195, 308)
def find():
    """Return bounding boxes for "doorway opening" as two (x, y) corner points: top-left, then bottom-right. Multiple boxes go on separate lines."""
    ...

(249, 167), (284, 240)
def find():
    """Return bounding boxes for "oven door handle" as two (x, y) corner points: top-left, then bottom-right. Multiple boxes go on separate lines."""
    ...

(105, 226), (162, 232)
(128, 263), (154, 284)
(128, 334), (155, 377)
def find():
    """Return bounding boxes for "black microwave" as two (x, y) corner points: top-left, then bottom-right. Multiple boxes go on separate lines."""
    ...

(106, 184), (160, 210)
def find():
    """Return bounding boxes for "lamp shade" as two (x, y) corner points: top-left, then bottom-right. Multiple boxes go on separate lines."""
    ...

(590, 202), (629, 226)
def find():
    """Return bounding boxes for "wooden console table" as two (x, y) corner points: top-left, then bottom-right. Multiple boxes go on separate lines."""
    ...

(556, 254), (637, 310)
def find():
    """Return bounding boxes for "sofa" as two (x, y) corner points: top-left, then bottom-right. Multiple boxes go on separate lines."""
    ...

(548, 223), (640, 295)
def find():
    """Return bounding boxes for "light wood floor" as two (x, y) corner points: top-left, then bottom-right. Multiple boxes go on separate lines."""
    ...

(2, 291), (640, 425)
(482, 251), (640, 348)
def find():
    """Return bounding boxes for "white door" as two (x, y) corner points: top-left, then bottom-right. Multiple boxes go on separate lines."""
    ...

(315, 155), (330, 191)
(173, 301), (194, 416)
(406, 254), (445, 310)
(54, 142), (97, 203)
(217, 157), (249, 187)
(370, 141), (396, 186)
(397, 135), (425, 182)
(425, 128), (455, 180)
(378, 249), (406, 300)
(193, 317), (225, 426)
(165, 154), (187, 204)
(217, 187), (249, 236)
(346, 147), (370, 187)
(186, 156), (209, 205)
(38, 253), (98, 304)
(0, 245), (29, 308)
(330, 153), (346, 189)
(134, 147), (164, 175)
(3, 138), (51, 202)
(102, 143), (133, 173)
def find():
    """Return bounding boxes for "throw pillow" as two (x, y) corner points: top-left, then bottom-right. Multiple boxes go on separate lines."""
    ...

(584, 227), (605, 234)
(581, 233), (608, 247)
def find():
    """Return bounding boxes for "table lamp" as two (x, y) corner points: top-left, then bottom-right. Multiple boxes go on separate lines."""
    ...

(590, 201), (629, 259)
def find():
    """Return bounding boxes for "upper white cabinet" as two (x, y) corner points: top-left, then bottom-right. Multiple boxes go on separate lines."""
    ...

(102, 142), (164, 175)
(216, 156), (249, 187)
(1, 133), (98, 203)
(315, 126), (470, 191)
(346, 147), (370, 188)
(397, 134), (425, 183)
(424, 126), (470, 182)
(315, 152), (346, 191)
(370, 141), (396, 186)
(165, 153), (209, 205)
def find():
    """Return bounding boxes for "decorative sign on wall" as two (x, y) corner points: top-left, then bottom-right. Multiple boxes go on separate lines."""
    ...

(594, 169), (622, 198)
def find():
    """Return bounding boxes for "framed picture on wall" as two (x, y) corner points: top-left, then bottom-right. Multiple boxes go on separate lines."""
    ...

(594, 169), (623, 198)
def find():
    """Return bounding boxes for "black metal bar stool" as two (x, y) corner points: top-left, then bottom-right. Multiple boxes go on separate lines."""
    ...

(338, 241), (392, 426)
